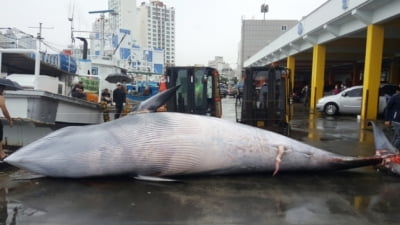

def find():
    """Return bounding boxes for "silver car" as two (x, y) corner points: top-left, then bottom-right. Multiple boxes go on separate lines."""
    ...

(316, 84), (397, 116)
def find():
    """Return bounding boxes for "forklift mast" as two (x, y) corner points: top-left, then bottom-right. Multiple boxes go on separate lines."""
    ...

(236, 65), (291, 135)
(165, 66), (222, 118)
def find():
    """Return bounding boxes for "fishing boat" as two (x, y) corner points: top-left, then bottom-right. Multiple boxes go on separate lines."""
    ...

(126, 80), (159, 102)
(0, 47), (104, 148)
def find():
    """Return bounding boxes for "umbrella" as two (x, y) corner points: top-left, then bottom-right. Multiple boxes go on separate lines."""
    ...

(105, 73), (132, 83)
(0, 78), (23, 90)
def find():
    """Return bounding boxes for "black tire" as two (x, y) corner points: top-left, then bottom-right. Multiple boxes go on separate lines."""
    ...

(324, 103), (338, 116)
(281, 122), (290, 136)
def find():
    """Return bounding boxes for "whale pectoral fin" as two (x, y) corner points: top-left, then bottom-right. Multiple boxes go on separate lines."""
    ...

(273, 145), (286, 176)
(132, 85), (181, 113)
(134, 175), (180, 182)
(9, 169), (46, 180)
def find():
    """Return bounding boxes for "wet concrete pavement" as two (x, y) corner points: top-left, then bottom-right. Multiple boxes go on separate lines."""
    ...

(0, 97), (399, 225)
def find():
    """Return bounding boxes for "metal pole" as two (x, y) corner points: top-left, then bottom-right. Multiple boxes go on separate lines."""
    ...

(0, 53), (2, 76)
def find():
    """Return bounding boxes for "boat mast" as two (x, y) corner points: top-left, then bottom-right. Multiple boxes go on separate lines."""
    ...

(28, 22), (53, 52)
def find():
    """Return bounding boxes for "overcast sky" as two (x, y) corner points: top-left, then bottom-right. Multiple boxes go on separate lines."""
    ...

(0, 0), (327, 67)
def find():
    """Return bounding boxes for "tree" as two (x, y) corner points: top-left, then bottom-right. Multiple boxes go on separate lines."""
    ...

(220, 76), (228, 84)
(231, 77), (238, 84)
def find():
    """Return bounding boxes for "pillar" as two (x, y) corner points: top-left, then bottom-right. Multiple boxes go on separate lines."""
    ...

(361, 24), (384, 128)
(310, 45), (326, 113)
(286, 56), (296, 91)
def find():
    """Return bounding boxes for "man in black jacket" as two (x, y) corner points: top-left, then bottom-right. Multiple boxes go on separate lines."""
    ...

(113, 82), (126, 119)
(385, 86), (400, 124)
(384, 86), (400, 148)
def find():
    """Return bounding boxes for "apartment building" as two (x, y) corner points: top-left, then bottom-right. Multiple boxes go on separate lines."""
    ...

(137, 0), (176, 66)
(108, 0), (137, 38)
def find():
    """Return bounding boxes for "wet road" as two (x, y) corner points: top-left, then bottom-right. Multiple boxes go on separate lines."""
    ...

(0, 97), (399, 225)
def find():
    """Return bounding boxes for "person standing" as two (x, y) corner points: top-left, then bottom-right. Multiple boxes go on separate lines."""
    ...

(384, 86), (400, 148)
(259, 81), (268, 109)
(385, 86), (400, 124)
(100, 88), (111, 122)
(113, 82), (126, 119)
(0, 85), (13, 160)
(159, 75), (167, 92)
(301, 84), (310, 107)
(332, 84), (340, 95)
(157, 75), (168, 112)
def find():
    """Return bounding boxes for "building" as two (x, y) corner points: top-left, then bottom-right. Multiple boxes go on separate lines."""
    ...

(89, 11), (117, 58)
(243, 0), (400, 123)
(238, 19), (297, 71)
(77, 1), (165, 76)
(208, 56), (235, 80)
(108, 0), (137, 38)
(136, 0), (176, 67)
(0, 28), (36, 50)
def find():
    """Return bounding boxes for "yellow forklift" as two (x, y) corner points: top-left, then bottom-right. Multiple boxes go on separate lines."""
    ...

(235, 65), (292, 135)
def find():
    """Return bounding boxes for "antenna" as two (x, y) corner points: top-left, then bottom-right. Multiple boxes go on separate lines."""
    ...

(28, 22), (54, 51)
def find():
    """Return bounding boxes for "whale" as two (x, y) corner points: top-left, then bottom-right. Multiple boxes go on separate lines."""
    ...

(4, 87), (400, 179)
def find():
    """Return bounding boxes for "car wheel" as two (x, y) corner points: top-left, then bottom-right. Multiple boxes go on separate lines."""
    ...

(324, 103), (338, 116)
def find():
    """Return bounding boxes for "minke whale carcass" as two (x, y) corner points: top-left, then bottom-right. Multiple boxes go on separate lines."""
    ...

(4, 87), (400, 180)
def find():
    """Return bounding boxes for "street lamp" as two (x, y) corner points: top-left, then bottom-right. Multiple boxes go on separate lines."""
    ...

(261, 4), (269, 20)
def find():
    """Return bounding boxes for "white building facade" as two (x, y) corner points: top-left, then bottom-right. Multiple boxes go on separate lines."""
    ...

(136, 0), (176, 67)
(81, 1), (165, 76)
(208, 56), (235, 80)
(108, 0), (137, 39)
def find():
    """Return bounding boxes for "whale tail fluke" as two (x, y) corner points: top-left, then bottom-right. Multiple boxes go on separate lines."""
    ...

(370, 121), (400, 175)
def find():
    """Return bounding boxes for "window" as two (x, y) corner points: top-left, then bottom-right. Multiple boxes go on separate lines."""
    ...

(281, 25), (287, 31)
(346, 88), (362, 97)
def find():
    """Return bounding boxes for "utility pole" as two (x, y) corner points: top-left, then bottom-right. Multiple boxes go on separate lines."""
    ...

(28, 22), (53, 52)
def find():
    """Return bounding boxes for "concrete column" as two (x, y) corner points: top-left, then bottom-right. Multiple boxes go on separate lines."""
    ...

(310, 45), (326, 113)
(361, 24), (384, 127)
